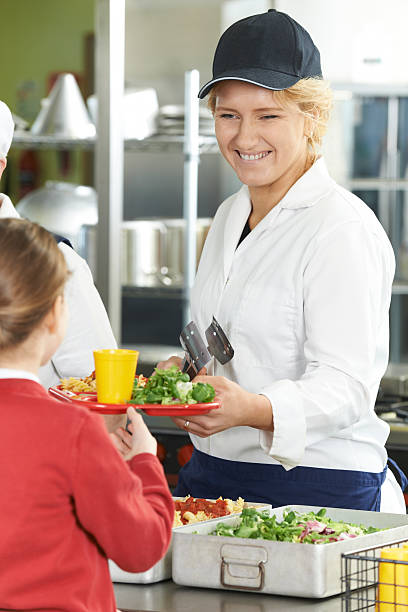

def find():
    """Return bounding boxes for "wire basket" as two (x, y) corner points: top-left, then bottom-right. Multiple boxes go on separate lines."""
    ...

(342, 539), (408, 610)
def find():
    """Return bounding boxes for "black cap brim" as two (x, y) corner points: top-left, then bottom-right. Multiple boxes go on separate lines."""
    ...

(198, 67), (303, 99)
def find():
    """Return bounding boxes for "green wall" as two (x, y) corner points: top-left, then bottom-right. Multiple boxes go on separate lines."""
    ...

(1, 0), (95, 201)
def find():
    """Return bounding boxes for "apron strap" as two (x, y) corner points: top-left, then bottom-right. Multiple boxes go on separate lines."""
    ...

(387, 457), (408, 492)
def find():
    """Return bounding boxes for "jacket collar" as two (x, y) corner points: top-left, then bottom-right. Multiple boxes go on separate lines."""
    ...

(222, 158), (335, 279)
(278, 157), (335, 210)
(223, 186), (252, 279)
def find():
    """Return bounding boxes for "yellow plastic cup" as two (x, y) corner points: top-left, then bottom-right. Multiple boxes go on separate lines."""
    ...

(93, 349), (139, 404)
(377, 547), (408, 611)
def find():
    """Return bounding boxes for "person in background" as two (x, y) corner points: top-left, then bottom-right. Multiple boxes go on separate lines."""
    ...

(158, 9), (406, 512)
(0, 217), (173, 611)
(0, 100), (122, 430)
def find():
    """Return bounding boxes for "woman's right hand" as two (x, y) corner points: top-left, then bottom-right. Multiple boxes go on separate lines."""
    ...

(156, 355), (183, 370)
(110, 406), (157, 461)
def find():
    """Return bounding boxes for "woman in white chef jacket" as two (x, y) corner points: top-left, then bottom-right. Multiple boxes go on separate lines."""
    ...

(160, 9), (407, 512)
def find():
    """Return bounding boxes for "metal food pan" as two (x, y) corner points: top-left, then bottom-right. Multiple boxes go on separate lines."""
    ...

(109, 498), (271, 584)
(172, 504), (408, 598)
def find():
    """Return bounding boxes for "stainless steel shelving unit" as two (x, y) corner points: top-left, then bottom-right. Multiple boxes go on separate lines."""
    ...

(349, 179), (408, 191)
(11, 65), (217, 344)
(7, 0), (218, 346)
(121, 286), (183, 300)
(392, 282), (408, 296)
(7, 0), (226, 348)
(11, 123), (217, 339)
(12, 134), (96, 150)
(12, 132), (218, 154)
(334, 85), (408, 361)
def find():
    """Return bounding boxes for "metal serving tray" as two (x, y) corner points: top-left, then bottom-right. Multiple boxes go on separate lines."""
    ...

(172, 504), (408, 598)
(109, 499), (271, 584)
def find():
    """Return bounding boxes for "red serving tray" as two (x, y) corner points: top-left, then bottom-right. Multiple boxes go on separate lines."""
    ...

(48, 386), (128, 414)
(138, 401), (219, 416)
(48, 385), (220, 416)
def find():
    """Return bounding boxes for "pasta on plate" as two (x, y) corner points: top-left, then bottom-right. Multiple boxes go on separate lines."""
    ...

(173, 496), (245, 527)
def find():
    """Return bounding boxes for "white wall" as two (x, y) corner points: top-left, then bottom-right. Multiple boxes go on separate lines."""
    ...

(275, 0), (408, 85)
(125, 0), (222, 105)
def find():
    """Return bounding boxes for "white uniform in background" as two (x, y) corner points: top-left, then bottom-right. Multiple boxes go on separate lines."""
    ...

(0, 194), (117, 387)
(189, 158), (405, 513)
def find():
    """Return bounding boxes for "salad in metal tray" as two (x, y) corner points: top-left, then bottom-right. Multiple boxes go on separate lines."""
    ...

(210, 507), (380, 544)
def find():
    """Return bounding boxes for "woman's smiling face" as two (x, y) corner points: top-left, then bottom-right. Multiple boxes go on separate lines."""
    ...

(213, 80), (309, 192)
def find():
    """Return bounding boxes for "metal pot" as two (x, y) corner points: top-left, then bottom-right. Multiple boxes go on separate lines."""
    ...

(79, 217), (212, 288)
(159, 219), (184, 287)
(159, 217), (212, 287)
(123, 220), (165, 286)
(79, 220), (165, 287)
(17, 181), (97, 250)
(77, 224), (98, 277)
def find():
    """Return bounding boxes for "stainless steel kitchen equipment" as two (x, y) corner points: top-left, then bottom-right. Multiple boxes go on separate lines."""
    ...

(79, 220), (163, 286)
(10, 65), (217, 346)
(79, 217), (212, 288)
(172, 505), (408, 598)
(159, 218), (184, 287)
(30, 73), (95, 139)
(114, 578), (350, 611)
(205, 316), (235, 365)
(12, 113), (29, 131)
(123, 220), (165, 287)
(87, 88), (159, 140)
(157, 104), (215, 136)
(159, 217), (211, 287)
(109, 500), (271, 585)
(180, 321), (212, 379)
(180, 316), (234, 379)
(77, 224), (97, 276)
(16, 181), (98, 250)
(380, 363), (408, 397)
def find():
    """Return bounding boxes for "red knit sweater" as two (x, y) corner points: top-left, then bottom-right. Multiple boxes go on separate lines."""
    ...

(0, 378), (174, 611)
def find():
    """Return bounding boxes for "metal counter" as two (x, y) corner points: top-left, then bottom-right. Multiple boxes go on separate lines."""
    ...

(114, 580), (346, 611)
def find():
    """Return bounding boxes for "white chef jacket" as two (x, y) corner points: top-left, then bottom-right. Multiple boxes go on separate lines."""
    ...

(0, 194), (117, 388)
(190, 158), (396, 483)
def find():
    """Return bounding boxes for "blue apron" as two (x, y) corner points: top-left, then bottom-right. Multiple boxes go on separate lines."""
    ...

(174, 448), (393, 511)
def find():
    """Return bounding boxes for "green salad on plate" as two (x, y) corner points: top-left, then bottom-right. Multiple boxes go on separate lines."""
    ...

(130, 365), (216, 405)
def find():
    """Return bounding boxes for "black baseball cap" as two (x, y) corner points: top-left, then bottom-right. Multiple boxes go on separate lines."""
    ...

(198, 9), (322, 99)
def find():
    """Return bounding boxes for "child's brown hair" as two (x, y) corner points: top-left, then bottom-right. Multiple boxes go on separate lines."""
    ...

(0, 218), (69, 349)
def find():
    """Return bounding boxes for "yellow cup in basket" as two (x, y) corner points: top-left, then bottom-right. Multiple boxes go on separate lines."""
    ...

(93, 349), (139, 404)
(377, 547), (408, 611)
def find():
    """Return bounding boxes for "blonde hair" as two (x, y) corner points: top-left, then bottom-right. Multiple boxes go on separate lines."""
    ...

(0, 218), (69, 349)
(208, 78), (333, 164)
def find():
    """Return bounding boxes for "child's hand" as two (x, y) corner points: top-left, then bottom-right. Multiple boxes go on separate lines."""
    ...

(110, 406), (157, 461)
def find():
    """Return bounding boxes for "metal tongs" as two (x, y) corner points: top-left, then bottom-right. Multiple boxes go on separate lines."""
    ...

(180, 316), (234, 380)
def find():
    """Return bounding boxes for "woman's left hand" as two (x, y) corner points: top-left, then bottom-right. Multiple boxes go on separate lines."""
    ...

(171, 375), (273, 437)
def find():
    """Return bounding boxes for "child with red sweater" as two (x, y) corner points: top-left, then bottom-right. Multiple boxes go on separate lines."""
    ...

(0, 218), (174, 611)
